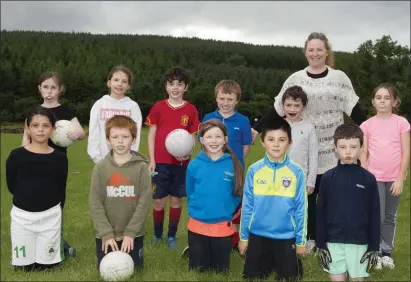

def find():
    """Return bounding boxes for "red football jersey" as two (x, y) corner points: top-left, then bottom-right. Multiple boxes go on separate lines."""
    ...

(145, 100), (201, 165)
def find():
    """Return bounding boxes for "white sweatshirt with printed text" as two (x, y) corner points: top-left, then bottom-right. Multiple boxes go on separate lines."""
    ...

(87, 95), (142, 163)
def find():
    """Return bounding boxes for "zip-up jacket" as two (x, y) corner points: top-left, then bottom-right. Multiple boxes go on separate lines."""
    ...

(240, 154), (307, 246)
(316, 161), (380, 251)
(186, 151), (241, 223)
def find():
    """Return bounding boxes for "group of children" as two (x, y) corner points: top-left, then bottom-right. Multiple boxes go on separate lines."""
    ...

(5, 65), (410, 281)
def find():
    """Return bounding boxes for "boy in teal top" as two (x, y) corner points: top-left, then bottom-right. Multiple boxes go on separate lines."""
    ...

(239, 118), (307, 281)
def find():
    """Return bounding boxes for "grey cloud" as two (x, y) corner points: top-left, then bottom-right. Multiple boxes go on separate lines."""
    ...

(1, 1), (409, 52)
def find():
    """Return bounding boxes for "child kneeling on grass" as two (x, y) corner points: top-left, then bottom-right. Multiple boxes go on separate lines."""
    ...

(7, 106), (68, 271)
(185, 119), (244, 273)
(89, 115), (152, 271)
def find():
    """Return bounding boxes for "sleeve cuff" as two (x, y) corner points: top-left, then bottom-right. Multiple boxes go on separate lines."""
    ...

(307, 181), (315, 188)
(123, 230), (137, 238)
(102, 232), (115, 242)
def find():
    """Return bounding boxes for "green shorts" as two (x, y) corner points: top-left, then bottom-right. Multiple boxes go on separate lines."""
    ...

(324, 243), (369, 278)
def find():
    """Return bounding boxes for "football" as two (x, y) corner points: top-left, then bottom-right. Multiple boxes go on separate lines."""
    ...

(99, 251), (134, 281)
(165, 129), (194, 158)
(50, 120), (74, 147)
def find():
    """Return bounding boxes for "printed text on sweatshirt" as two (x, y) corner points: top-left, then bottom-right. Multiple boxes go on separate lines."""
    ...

(87, 95), (142, 163)
(89, 150), (152, 242)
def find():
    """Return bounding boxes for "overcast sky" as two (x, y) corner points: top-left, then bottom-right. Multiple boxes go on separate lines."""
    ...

(1, 1), (410, 52)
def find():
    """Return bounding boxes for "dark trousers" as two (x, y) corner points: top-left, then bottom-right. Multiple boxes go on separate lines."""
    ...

(307, 174), (323, 241)
(188, 230), (232, 273)
(95, 236), (144, 271)
(242, 233), (303, 281)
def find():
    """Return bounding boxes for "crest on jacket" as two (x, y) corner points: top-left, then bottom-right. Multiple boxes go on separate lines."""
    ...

(282, 176), (292, 188)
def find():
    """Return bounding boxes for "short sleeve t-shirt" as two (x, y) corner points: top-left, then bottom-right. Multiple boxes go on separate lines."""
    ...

(42, 105), (75, 154)
(360, 114), (410, 181)
(145, 100), (201, 166)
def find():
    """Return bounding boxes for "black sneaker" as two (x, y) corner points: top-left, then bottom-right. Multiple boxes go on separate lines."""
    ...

(181, 245), (189, 258)
(64, 240), (76, 257)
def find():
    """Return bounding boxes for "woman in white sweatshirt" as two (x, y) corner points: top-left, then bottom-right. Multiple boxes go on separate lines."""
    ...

(251, 32), (367, 253)
(87, 65), (142, 164)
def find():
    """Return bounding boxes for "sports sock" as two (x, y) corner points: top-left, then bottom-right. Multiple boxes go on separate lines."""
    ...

(168, 207), (181, 238)
(153, 208), (164, 239)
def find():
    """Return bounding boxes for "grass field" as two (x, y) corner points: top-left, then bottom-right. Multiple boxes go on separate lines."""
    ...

(1, 127), (410, 281)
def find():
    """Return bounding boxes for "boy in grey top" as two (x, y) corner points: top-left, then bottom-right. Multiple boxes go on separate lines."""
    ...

(282, 86), (318, 251)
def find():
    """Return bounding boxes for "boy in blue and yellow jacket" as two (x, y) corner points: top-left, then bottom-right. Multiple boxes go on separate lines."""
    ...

(239, 118), (307, 281)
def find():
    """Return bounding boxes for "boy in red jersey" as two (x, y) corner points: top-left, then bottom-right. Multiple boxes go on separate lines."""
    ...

(145, 66), (201, 248)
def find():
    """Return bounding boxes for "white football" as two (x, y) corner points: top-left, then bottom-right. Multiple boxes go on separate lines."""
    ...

(165, 129), (194, 158)
(50, 120), (74, 148)
(99, 251), (134, 281)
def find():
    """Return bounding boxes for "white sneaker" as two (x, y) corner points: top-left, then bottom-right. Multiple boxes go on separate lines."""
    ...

(375, 256), (383, 270)
(381, 256), (395, 269)
(307, 240), (316, 254)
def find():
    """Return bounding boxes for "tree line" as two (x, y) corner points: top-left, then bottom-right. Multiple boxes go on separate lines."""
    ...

(0, 30), (410, 124)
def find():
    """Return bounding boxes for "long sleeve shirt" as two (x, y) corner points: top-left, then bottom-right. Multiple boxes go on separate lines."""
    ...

(6, 147), (68, 212)
(87, 95), (142, 163)
(240, 154), (307, 246)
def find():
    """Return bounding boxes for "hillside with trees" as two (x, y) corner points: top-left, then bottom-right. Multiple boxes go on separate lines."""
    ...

(0, 30), (410, 124)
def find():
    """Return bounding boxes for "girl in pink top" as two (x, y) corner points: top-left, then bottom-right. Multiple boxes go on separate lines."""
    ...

(360, 83), (410, 270)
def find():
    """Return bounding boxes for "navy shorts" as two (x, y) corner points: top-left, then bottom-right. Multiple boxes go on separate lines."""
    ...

(152, 163), (187, 199)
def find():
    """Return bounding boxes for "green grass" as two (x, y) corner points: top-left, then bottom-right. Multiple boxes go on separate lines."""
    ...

(1, 128), (410, 281)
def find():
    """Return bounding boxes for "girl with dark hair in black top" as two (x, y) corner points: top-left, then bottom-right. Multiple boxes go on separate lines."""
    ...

(7, 106), (68, 271)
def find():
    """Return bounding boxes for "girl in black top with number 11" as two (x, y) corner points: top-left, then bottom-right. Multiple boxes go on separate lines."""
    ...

(6, 106), (68, 271)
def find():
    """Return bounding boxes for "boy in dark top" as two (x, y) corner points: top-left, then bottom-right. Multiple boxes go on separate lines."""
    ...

(316, 124), (380, 281)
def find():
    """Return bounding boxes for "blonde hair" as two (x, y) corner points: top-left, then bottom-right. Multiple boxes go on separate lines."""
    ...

(304, 32), (335, 68)
(199, 119), (244, 196)
(215, 80), (242, 101)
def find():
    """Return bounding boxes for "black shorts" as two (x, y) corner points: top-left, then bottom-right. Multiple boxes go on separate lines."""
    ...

(95, 236), (144, 271)
(242, 233), (303, 281)
(152, 164), (187, 199)
(188, 230), (232, 273)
